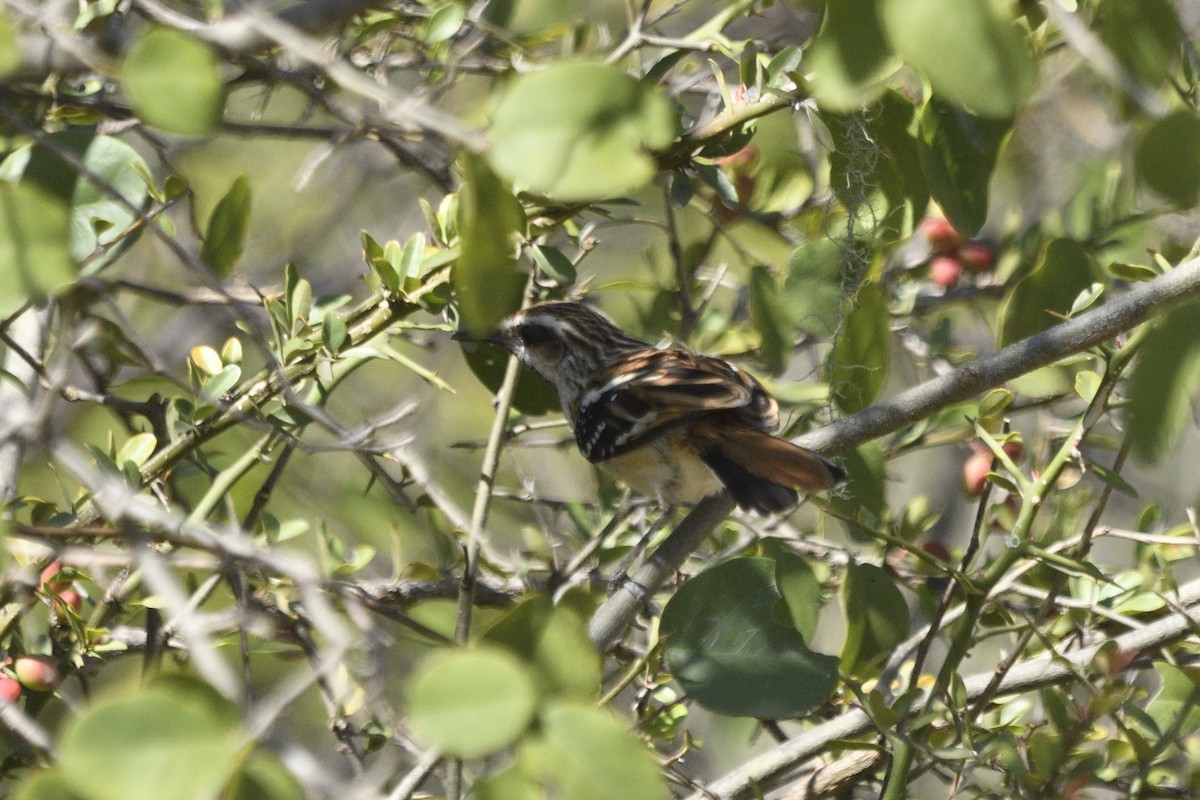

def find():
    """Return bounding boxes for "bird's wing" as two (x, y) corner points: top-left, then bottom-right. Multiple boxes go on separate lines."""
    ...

(572, 349), (778, 463)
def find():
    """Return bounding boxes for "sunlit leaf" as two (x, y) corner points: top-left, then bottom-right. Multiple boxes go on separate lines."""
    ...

(881, 0), (1037, 118)
(122, 28), (223, 135)
(489, 62), (676, 201)
(408, 647), (536, 758)
(805, 0), (899, 111)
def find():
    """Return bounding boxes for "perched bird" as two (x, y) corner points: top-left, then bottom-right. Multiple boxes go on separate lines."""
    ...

(454, 301), (844, 514)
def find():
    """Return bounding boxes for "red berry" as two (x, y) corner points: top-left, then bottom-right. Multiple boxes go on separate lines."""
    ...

(959, 241), (996, 273)
(1002, 440), (1026, 463)
(920, 217), (963, 254)
(52, 589), (82, 619)
(39, 561), (69, 594)
(930, 255), (964, 289)
(962, 451), (993, 497)
(0, 677), (20, 704)
(14, 656), (60, 692)
(919, 541), (952, 562)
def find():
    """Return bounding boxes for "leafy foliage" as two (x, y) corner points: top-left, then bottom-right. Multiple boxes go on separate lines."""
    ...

(0, 2), (1197, 800)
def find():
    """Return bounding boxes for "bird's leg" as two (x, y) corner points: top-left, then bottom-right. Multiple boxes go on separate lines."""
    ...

(607, 505), (676, 596)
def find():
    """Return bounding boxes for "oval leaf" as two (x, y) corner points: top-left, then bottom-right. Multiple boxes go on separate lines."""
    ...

(123, 28), (223, 135)
(1128, 297), (1200, 463)
(661, 557), (839, 718)
(840, 562), (910, 679)
(917, 97), (1012, 236)
(519, 703), (668, 800)
(489, 62), (676, 201)
(830, 282), (889, 414)
(806, 0), (899, 111)
(200, 174), (251, 278)
(998, 238), (1099, 347)
(881, 0), (1037, 118)
(408, 647), (536, 758)
(481, 595), (601, 701)
(1136, 110), (1200, 209)
(58, 676), (243, 800)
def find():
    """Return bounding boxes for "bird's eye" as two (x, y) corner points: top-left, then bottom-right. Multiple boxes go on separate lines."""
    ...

(517, 322), (556, 349)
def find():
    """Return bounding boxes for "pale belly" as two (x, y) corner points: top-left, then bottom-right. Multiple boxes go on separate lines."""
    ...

(597, 433), (723, 505)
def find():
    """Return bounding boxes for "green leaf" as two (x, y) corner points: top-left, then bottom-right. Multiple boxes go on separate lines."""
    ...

(481, 596), (601, 702)
(58, 675), (243, 800)
(519, 704), (669, 800)
(0, 13), (19, 77)
(200, 174), (251, 277)
(1136, 110), (1200, 208)
(1147, 664), (1200, 738)
(1128, 297), (1200, 463)
(1102, 0), (1180, 87)
(0, 182), (77, 317)
(408, 647), (537, 758)
(998, 238), (1099, 347)
(1104, 261), (1158, 283)
(880, 0), (1037, 118)
(661, 557), (839, 718)
(828, 444), (886, 533)
(13, 771), (88, 800)
(489, 62), (676, 201)
(122, 28), (223, 135)
(226, 753), (304, 800)
(774, 550), (822, 642)
(783, 238), (843, 338)
(830, 282), (889, 414)
(748, 265), (793, 375)
(474, 765), (544, 800)
(424, 3), (466, 43)
(917, 97), (1012, 236)
(840, 562), (910, 679)
(530, 244), (576, 287)
(805, 0), (899, 111)
(116, 433), (157, 468)
(322, 312), (348, 353)
(0, 132), (151, 266)
(200, 365), (241, 402)
(454, 156), (556, 414)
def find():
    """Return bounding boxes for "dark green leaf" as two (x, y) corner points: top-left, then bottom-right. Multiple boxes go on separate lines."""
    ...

(1128, 297), (1200, 462)
(1104, 261), (1158, 283)
(661, 557), (839, 718)
(880, 0), (1037, 118)
(917, 98), (1012, 236)
(748, 265), (793, 375)
(998, 238), (1100, 347)
(489, 62), (676, 201)
(200, 365), (241, 402)
(322, 312), (348, 353)
(830, 282), (889, 414)
(0, 182), (77, 316)
(828, 445), (886, 533)
(1136, 110), (1200, 208)
(122, 28), (223, 135)
(530, 244), (576, 287)
(840, 562), (910, 679)
(805, 0), (899, 111)
(59, 675), (243, 800)
(1102, 0), (1180, 87)
(1085, 459), (1138, 498)
(774, 550), (822, 642)
(200, 174), (251, 278)
(408, 647), (536, 758)
(454, 156), (556, 414)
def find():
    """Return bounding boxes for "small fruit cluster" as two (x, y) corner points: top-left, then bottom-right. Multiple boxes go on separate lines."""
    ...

(920, 217), (997, 289)
(0, 561), (80, 704)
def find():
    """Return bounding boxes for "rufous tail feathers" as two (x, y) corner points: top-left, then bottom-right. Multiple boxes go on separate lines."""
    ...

(693, 426), (845, 514)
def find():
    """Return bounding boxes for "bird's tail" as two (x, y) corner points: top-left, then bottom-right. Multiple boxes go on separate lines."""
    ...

(693, 426), (845, 514)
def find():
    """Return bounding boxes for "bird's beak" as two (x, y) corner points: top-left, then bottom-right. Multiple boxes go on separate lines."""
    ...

(452, 329), (505, 347)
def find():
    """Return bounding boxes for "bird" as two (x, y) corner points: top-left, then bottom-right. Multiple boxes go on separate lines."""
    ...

(454, 301), (845, 514)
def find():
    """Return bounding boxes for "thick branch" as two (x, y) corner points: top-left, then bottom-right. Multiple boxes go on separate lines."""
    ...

(588, 256), (1200, 651)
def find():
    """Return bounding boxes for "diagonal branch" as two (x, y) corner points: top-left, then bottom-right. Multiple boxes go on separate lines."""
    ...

(588, 255), (1200, 651)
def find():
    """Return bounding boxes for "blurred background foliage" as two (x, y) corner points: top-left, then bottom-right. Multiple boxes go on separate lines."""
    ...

(0, 0), (1198, 799)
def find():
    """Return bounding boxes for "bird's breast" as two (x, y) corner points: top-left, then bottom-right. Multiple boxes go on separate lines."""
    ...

(596, 431), (723, 505)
